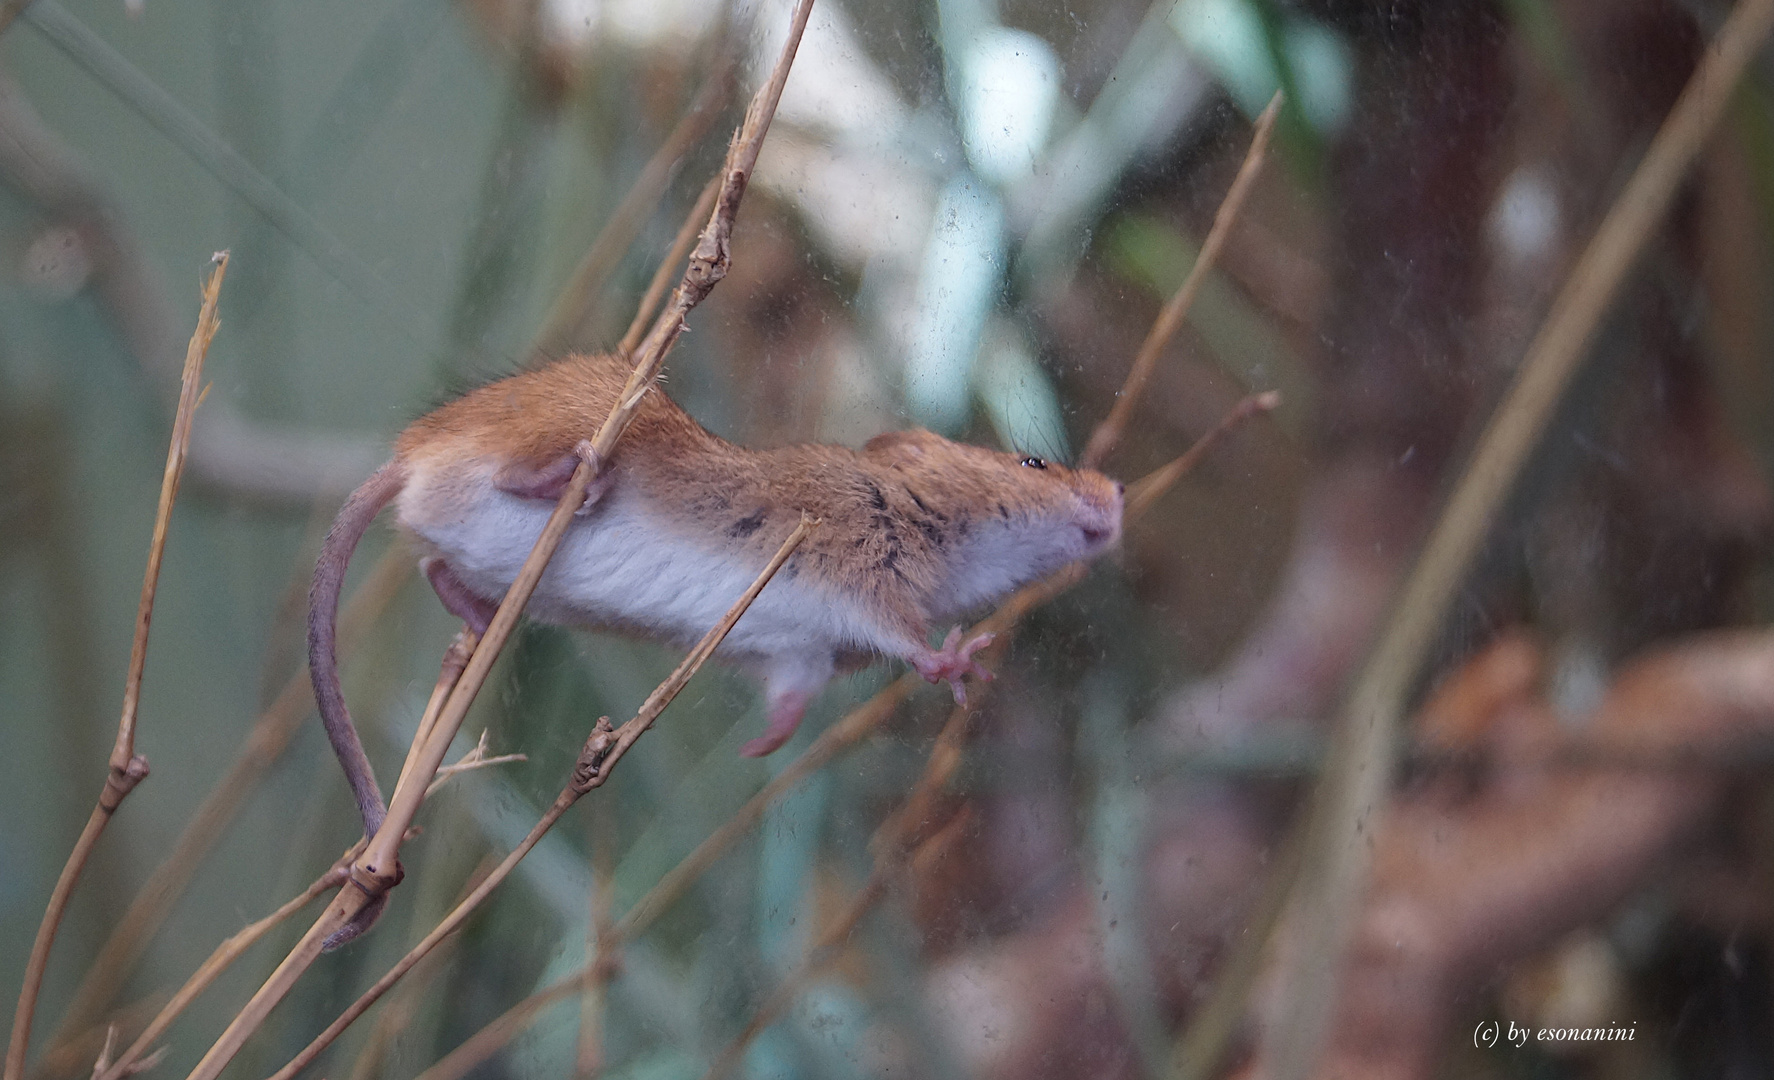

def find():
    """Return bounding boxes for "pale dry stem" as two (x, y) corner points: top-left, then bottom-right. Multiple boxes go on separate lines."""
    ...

(6, 253), (228, 1080)
(1081, 93), (1281, 471)
(101, 734), (514, 1080)
(97, 852), (356, 1080)
(589, 0), (816, 464)
(618, 174), (721, 359)
(1124, 390), (1280, 521)
(345, 856), (498, 1080)
(1261, 1), (1774, 1074)
(393, 629), (478, 798)
(45, 548), (408, 1063)
(264, 518), (816, 1080)
(534, 53), (738, 356)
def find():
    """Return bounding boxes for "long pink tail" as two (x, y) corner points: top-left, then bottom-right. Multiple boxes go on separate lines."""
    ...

(307, 459), (405, 839)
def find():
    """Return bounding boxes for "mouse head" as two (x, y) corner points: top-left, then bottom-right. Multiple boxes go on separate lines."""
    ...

(863, 429), (1124, 573)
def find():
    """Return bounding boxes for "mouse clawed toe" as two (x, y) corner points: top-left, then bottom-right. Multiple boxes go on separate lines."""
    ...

(912, 628), (996, 704)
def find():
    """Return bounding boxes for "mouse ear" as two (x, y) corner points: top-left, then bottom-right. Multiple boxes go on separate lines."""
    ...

(863, 428), (933, 462)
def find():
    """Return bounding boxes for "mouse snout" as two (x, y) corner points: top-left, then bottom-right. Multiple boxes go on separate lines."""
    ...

(1075, 476), (1124, 551)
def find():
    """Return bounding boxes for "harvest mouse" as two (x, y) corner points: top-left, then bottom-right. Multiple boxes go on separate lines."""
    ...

(309, 352), (1124, 844)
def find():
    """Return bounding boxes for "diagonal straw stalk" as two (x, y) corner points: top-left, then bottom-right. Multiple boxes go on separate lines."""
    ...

(265, 516), (817, 1080)
(176, 5), (818, 1077)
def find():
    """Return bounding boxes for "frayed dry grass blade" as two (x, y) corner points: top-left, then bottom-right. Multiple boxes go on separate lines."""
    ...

(6, 253), (227, 1080)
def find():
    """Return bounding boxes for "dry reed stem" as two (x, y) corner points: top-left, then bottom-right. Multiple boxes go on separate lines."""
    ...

(1081, 92), (1281, 470)
(265, 518), (815, 1080)
(97, 855), (352, 1080)
(420, 393), (1274, 1071)
(535, 56), (738, 356)
(95, 743), (512, 1080)
(616, 676), (915, 939)
(573, 801), (616, 1080)
(1124, 391), (1280, 521)
(1261, 1), (1774, 1075)
(180, 13), (816, 1067)
(45, 549), (408, 1062)
(591, 0), (815, 463)
(392, 629), (478, 797)
(343, 856), (497, 1080)
(619, 174), (721, 358)
(31, 997), (164, 1080)
(6, 253), (228, 1080)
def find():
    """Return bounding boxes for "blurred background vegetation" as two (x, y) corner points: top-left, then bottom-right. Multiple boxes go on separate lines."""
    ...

(5, 0), (1774, 1076)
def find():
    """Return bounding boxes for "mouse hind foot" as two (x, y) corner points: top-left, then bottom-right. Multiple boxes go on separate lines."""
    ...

(495, 441), (610, 513)
(423, 556), (498, 635)
(910, 627), (996, 706)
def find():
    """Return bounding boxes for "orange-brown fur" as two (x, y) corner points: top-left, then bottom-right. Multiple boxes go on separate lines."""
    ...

(396, 353), (1121, 651)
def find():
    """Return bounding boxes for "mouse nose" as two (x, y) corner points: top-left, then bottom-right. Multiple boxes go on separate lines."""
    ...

(1114, 481), (1125, 497)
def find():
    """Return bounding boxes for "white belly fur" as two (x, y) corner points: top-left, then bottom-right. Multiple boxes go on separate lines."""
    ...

(396, 469), (903, 664)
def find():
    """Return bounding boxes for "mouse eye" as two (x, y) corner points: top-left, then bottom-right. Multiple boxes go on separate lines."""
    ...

(1018, 455), (1047, 470)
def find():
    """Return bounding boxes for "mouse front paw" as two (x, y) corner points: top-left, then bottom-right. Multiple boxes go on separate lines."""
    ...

(911, 627), (996, 705)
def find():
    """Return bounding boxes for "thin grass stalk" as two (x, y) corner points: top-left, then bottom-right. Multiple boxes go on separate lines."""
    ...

(1123, 391), (1279, 521)
(618, 174), (721, 358)
(1081, 93), (1281, 470)
(44, 549), (407, 1063)
(588, 0), (816, 464)
(5, 253), (227, 1080)
(96, 856), (353, 1080)
(344, 856), (498, 1080)
(1260, 1), (1774, 1074)
(573, 801), (616, 1079)
(391, 629), (478, 797)
(534, 54), (738, 355)
(96, 748), (512, 1080)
